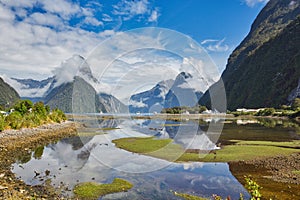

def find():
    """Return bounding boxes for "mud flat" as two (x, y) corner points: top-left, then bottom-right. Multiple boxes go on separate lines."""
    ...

(229, 152), (300, 199)
(0, 121), (77, 199)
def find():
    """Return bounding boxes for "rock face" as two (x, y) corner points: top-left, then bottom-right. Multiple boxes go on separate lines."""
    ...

(0, 78), (20, 108)
(200, 0), (300, 110)
(129, 79), (174, 113)
(164, 72), (203, 108)
(45, 76), (106, 113)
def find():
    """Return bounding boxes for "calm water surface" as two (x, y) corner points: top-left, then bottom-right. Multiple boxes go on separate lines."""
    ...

(12, 117), (300, 199)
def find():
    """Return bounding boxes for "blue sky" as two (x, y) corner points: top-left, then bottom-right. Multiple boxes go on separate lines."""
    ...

(0, 0), (268, 80)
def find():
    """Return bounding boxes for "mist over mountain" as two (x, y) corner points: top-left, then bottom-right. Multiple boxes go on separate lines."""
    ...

(200, 0), (300, 110)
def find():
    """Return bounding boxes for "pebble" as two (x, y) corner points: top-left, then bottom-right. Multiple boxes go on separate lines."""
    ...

(0, 185), (8, 190)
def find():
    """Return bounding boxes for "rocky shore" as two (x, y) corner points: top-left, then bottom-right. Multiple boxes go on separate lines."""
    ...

(229, 152), (300, 199)
(0, 121), (77, 199)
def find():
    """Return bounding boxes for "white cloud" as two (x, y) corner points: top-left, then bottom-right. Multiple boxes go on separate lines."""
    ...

(40, 0), (80, 20)
(0, 0), (37, 8)
(0, 0), (114, 79)
(0, 74), (52, 97)
(148, 9), (159, 22)
(243, 0), (269, 7)
(113, 0), (150, 20)
(0, 4), (15, 21)
(129, 100), (148, 108)
(0, 17), (106, 78)
(25, 13), (64, 28)
(102, 14), (113, 22)
(85, 28), (221, 102)
(201, 39), (229, 52)
(83, 16), (103, 26)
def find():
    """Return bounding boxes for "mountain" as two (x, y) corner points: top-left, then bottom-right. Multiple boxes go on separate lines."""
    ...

(11, 55), (126, 113)
(129, 71), (206, 113)
(98, 93), (127, 113)
(0, 77), (20, 109)
(45, 76), (106, 113)
(164, 72), (203, 108)
(200, 0), (300, 111)
(129, 79), (174, 113)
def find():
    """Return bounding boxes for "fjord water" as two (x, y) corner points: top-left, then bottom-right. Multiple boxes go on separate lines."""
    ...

(11, 117), (300, 199)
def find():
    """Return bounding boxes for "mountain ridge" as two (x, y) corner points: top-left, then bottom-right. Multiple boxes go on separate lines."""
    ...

(200, 0), (300, 110)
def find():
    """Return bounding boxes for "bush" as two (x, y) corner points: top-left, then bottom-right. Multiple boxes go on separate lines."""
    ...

(13, 100), (33, 116)
(0, 99), (67, 130)
(0, 114), (5, 131)
(49, 109), (66, 123)
(5, 111), (23, 129)
(33, 101), (48, 120)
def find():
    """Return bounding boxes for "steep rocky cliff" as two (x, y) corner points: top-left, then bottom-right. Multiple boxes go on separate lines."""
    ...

(200, 0), (300, 110)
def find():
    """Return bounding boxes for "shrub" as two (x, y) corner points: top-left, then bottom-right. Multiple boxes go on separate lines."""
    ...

(5, 111), (23, 129)
(0, 114), (5, 131)
(13, 100), (33, 116)
(33, 101), (48, 120)
(49, 109), (66, 123)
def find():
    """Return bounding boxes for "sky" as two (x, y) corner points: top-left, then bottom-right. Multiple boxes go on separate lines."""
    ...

(0, 0), (269, 81)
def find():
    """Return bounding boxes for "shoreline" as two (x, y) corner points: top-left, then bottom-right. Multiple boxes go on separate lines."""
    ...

(0, 117), (299, 199)
(0, 121), (78, 199)
(229, 152), (300, 199)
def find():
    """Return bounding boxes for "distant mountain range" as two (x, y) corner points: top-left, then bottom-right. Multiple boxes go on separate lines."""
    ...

(129, 72), (205, 113)
(200, 0), (300, 111)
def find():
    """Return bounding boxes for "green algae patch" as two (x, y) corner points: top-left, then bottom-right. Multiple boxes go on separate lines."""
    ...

(73, 178), (133, 199)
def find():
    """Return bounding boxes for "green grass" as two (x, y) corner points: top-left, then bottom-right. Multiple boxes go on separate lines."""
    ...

(73, 178), (133, 200)
(113, 137), (185, 161)
(113, 137), (300, 163)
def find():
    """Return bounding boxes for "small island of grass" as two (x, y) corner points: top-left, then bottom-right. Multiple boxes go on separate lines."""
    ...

(112, 137), (300, 163)
(73, 178), (133, 199)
